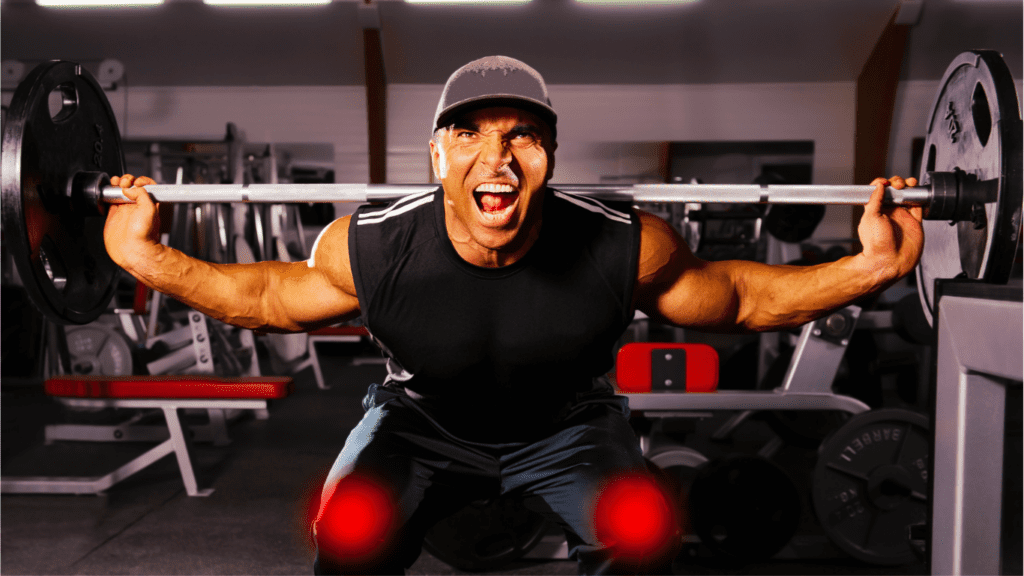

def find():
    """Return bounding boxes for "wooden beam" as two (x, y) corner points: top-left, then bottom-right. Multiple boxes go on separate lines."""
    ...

(363, 25), (387, 184)
(852, 9), (910, 241)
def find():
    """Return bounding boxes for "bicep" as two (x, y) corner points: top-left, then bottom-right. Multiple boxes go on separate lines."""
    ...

(633, 211), (745, 331)
(265, 217), (361, 331)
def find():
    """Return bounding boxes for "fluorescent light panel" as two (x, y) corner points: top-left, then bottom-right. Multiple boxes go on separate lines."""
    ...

(576, 0), (697, 4)
(203, 0), (330, 5)
(405, 0), (531, 4)
(36, 0), (162, 6)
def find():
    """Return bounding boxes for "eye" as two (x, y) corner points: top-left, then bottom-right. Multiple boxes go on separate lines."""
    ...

(510, 132), (538, 146)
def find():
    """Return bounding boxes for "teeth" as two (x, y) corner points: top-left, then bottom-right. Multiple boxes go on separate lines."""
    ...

(475, 183), (516, 193)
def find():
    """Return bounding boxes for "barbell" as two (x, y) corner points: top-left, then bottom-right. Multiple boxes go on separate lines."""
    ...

(2, 52), (1020, 326)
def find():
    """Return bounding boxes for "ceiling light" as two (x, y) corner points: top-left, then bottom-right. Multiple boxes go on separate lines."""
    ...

(404, 0), (531, 4)
(203, 0), (330, 5)
(575, 0), (697, 4)
(36, 0), (162, 6)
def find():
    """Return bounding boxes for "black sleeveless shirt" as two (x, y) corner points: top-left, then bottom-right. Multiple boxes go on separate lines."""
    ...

(349, 187), (640, 442)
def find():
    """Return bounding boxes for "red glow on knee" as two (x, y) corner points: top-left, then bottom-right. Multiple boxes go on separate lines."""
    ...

(316, 475), (396, 559)
(594, 474), (678, 558)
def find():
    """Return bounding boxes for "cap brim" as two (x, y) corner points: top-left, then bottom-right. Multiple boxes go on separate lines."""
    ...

(434, 95), (557, 135)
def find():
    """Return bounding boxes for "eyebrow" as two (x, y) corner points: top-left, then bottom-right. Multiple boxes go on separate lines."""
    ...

(450, 121), (541, 137)
(509, 123), (541, 136)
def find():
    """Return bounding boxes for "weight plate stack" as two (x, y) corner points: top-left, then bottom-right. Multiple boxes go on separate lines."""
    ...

(812, 408), (930, 565)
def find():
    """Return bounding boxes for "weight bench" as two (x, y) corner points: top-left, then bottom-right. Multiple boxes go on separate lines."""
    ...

(1, 375), (292, 497)
(617, 309), (873, 416)
(615, 311), (873, 458)
(296, 325), (376, 390)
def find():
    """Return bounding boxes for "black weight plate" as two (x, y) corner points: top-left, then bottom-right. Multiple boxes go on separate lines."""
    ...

(688, 455), (801, 562)
(423, 496), (550, 572)
(812, 408), (929, 566)
(646, 448), (707, 543)
(763, 204), (826, 243)
(1, 61), (124, 325)
(916, 51), (1023, 326)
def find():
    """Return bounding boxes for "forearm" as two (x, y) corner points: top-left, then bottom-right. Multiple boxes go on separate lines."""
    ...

(119, 242), (303, 332)
(731, 253), (896, 332)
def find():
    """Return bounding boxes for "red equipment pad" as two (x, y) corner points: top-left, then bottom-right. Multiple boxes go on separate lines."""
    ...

(45, 375), (293, 400)
(309, 326), (370, 337)
(615, 343), (719, 393)
(133, 281), (149, 316)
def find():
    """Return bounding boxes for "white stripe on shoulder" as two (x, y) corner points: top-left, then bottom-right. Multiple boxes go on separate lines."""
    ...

(307, 217), (342, 268)
(361, 189), (433, 216)
(553, 190), (632, 225)
(357, 193), (434, 226)
(358, 191), (433, 220)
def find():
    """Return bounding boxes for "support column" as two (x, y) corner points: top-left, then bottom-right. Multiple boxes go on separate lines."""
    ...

(361, 0), (387, 184)
(851, 5), (911, 244)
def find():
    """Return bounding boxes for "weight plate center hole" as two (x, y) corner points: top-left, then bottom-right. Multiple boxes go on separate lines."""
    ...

(925, 144), (936, 174)
(866, 464), (913, 511)
(38, 243), (68, 291)
(971, 83), (992, 147)
(48, 83), (79, 124)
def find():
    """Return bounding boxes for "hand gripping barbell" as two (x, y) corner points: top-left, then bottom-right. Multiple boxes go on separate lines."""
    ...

(2, 52), (1020, 326)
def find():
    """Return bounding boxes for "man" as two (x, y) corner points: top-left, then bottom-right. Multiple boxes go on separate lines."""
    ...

(104, 56), (921, 575)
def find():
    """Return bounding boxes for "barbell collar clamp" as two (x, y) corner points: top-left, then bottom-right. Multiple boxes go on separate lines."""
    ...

(71, 170), (110, 216)
(924, 169), (999, 223)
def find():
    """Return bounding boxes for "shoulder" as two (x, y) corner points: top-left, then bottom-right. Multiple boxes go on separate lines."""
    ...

(637, 210), (680, 243)
(636, 209), (695, 285)
(307, 215), (355, 292)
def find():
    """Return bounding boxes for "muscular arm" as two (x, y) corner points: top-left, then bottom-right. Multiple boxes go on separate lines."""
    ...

(104, 178), (360, 333)
(633, 178), (923, 333)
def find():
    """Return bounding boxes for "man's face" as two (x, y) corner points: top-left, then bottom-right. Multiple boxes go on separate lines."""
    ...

(430, 106), (556, 265)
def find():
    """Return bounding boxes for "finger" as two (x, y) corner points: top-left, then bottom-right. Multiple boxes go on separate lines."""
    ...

(908, 205), (923, 222)
(120, 185), (154, 207)
(890, 206), (920, 227)
(865, 178), (888, 215)
(119, 185), (143, 201)
(889, 175), (906, 189)
(906, 176), (918, 188)
(118, 174), (135, 189)
(134, 176), (157, 187)
(109, 175), (122, 187)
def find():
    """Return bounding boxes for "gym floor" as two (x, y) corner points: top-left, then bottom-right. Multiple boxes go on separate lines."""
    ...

(2, 341), (929, 576)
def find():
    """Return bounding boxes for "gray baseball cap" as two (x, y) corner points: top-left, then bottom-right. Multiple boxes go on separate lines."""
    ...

(433, 56), (557, 137)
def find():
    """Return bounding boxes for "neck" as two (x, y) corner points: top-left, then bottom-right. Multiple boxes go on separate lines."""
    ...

(443, 201), (543, 268)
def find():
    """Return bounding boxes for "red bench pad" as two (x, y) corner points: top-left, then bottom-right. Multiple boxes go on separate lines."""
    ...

(45, 376), (293, 400)
(309, 326), (369, 337)
(615, 343), (719, 393)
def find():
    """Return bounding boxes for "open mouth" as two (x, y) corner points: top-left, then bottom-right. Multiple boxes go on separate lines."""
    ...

(473, 183), (520, 223)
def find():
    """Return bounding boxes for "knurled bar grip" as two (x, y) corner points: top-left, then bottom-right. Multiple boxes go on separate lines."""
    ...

(100, 182), (935, 206)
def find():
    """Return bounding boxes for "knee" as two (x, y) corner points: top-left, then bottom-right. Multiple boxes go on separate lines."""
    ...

(313, 474), (402, 572)
(591, 473), (681, 572)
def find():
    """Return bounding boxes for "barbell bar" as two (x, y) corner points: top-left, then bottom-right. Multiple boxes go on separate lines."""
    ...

(2, 52), (1020, 326)
(95, 180), (942, 207)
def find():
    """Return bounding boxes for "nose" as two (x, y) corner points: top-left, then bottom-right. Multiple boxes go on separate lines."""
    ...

(478, 134), (512, 170)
